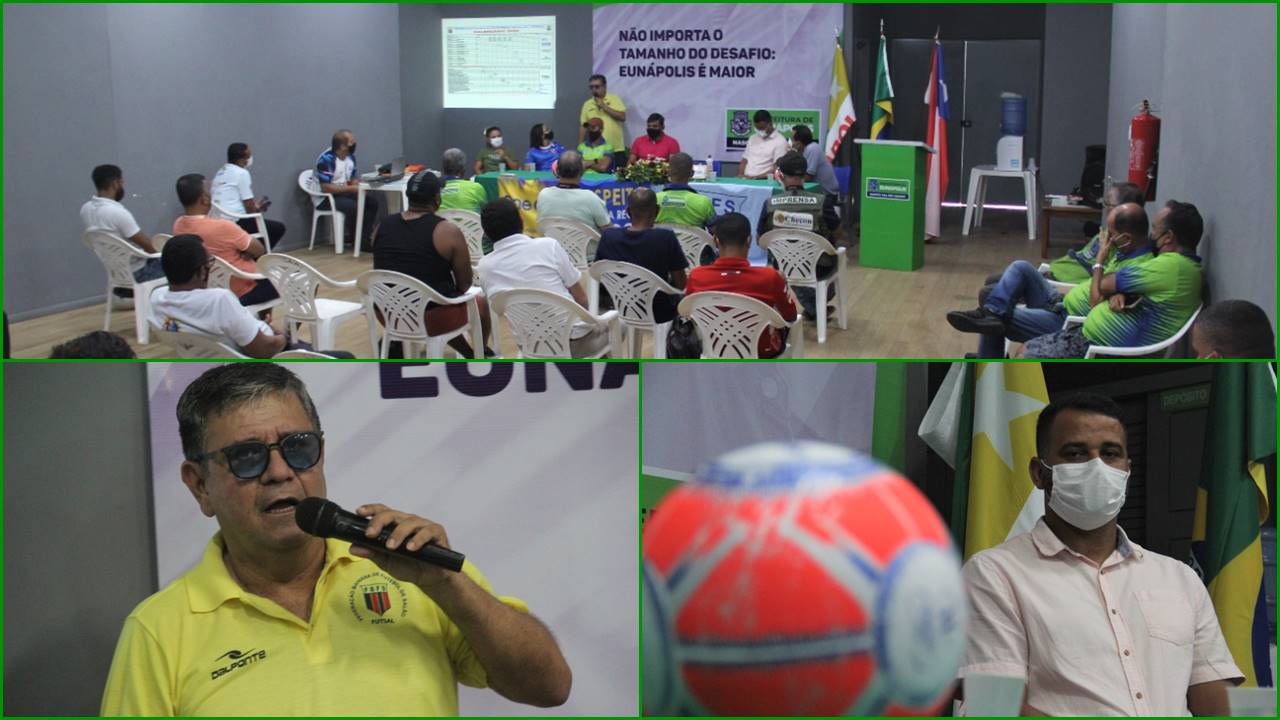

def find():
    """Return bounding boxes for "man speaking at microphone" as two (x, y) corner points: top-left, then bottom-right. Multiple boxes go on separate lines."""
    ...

(101, 363), (572, 715)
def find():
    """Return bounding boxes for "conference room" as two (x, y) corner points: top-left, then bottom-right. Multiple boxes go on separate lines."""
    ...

(2, 2), (1274, 359)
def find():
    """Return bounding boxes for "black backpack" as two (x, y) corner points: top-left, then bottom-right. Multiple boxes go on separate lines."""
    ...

(1074, 144), (1107, 208)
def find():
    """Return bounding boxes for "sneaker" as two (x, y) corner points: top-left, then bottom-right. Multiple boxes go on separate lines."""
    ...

(946, 307), (1006, 334)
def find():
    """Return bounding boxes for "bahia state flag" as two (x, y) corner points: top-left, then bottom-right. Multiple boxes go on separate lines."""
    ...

(918, 362), (1049, 560)
(922, 38), (950, 240)
(1190, 363), (1275, 687)
(640, 363), (915, 522)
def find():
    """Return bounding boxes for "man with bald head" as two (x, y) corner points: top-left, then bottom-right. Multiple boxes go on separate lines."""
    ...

(948, 203), (1156, 358)
(1023, 199), (1204, 358)
(535, 150), (613, 232)
(315, 129), (379, 251)
(594, 187), (688, 325)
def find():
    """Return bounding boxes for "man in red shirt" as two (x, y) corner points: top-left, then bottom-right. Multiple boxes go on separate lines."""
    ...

(684, 212), (798, 357)
(629, 113), (681, 163)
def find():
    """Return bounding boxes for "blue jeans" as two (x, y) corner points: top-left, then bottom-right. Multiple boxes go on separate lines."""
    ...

(978, 260), (1066, 358)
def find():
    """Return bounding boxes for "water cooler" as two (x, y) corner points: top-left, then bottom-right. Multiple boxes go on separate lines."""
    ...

(996, 92), (1026, 171)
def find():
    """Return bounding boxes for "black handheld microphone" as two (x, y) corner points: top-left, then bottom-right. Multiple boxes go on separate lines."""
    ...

(295, 497), (465, 572)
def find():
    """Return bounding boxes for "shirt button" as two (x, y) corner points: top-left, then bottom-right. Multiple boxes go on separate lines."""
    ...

(1124, 649), (1131, 656)
(1111, 608), (1118, 615)
(1136, 692), (1144, 700)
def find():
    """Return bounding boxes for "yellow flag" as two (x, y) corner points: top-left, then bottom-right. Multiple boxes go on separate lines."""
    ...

(496, 175), (543, 235)
(964, 363), (1049, 559)
(824, 39), (855, 161)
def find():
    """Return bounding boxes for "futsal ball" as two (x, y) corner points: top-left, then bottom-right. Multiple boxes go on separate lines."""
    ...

(642, 442), (967, 716)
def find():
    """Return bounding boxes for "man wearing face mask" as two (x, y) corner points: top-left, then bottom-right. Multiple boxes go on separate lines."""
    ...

(629, 113), (681, 164)
(739, 110), (790, 180)
(80, 164), (164, 299)
(315, 129), (379, 252)
(960, 392), (1242, 716)
(578, 118), (614, 173)
(475, 126), (519, 175)
(1023, 200), (1205, 359)
(948, 203), (1155, 358)
(211, 142), (287, 250)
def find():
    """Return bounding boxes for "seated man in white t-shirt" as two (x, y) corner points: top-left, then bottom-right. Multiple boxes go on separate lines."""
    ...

(80, 164), (163, 298)
(210, 142), (287, 249)
(535, 151), (614, 231)
(476, 198), (609, 357)
(148, 234), (285, 359)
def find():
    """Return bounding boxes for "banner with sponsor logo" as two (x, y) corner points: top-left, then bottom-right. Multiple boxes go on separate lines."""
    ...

(724, 108), (821, 152)
(593, 3), (843, 160)
(147, 362), (638, 716)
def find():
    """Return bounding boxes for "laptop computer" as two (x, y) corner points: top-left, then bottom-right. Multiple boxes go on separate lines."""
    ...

(362, 156), (405, 184)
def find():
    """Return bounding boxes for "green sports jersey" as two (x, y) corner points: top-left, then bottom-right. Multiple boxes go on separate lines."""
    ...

(1048, 234), (1102, 284)
(578, 140), (614, 164)
(438, 178), (489, 211)
(1082, 251), (1203, 348)
(656, 187), (716, 228)
(1062, 247), (1153, 316)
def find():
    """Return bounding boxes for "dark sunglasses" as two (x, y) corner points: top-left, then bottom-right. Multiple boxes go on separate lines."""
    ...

(194, 431), (324, 480)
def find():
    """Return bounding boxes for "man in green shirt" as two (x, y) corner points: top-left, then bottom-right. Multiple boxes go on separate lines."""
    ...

(1045, 182), (1147, 283)
(577, 118), (614, 173)
(438, 149), (489, 212)
(1024, 200), (1204, 357)
(656, 153), (716, 228)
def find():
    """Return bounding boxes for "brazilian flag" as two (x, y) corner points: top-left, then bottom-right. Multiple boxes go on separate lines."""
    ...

(1191, 363), (1275, 687)
(870, 31), (895, 140)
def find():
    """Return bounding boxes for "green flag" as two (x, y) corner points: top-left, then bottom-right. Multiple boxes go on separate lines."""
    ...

(1190, 363), (1275, 686)
(871, 30), (895, 140)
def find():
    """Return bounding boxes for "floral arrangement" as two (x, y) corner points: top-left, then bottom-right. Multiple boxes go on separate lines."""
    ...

(616, 157), (670, 185)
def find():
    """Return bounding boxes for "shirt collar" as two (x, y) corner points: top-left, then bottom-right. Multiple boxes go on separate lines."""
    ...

(711, 256), (751, 268)
(185, 532), (357, 614)
(1116, 245), (1152, 261)
(664, 183), (696, 192)
(1030, 516), (1143, 563)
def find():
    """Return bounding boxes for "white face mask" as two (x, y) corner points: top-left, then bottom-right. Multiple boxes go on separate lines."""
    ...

(756, 128), (770, 139)
(1041, 457), (1129, 530)
(490, 137), (504, 148)
(245, 156), (253, 168)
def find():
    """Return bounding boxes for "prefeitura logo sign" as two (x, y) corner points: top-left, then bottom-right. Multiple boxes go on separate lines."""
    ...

(724, 108), (820, 151)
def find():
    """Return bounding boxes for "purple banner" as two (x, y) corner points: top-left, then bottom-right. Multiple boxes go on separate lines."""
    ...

(592, 3), (844, 161)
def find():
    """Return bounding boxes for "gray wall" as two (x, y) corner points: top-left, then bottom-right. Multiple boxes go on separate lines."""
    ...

(1107, 3), (1277, 321)
(3, 364), (155, 716)
(399, 3), (593, 173)
(1041, 3), (1112, 196)
(3, 3), (404, 319)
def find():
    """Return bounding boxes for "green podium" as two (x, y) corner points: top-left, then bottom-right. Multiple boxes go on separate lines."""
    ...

(855, 139), (935, 271)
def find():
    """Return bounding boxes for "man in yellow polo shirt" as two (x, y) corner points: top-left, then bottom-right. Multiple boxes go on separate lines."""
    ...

(579, 74), (627, 169)
(101, 364), (571, 715)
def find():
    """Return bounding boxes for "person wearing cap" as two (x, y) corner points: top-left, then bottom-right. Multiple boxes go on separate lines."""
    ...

(577, 118), (614, 173)
(788, 125), (842, 240)
(579, 74), (628, 169)
(372, 171), (493, 358)
(759, 151), (838, 320)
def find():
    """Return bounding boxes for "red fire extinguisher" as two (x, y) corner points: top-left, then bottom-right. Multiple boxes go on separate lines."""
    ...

(1128, 99), (1161, 201)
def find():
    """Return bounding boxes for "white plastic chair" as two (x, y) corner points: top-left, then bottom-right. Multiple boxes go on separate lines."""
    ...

(677, 291), (805, 359)
(438, 209), (485, 268)
(298, 170), (347, 254)
(82, 231), (167, 344)
(151, 233), (173, 251)
(273, 349), (334, 360)
(490, 288), (623, 359)
(537, 216), (602, 313)
(256, 254), (362, 351)
(758, 228), (848, 343)
(149, 322), (248, 359)
(356, 270), (485, 359)
(1062, 304), (1203, 359)
(656, 223), (715, 268)
(207, 256), (282, 317)
(1037, 262), (1079, 294)
(210, 200), (271, 252)
(589, 260), (683, 358)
